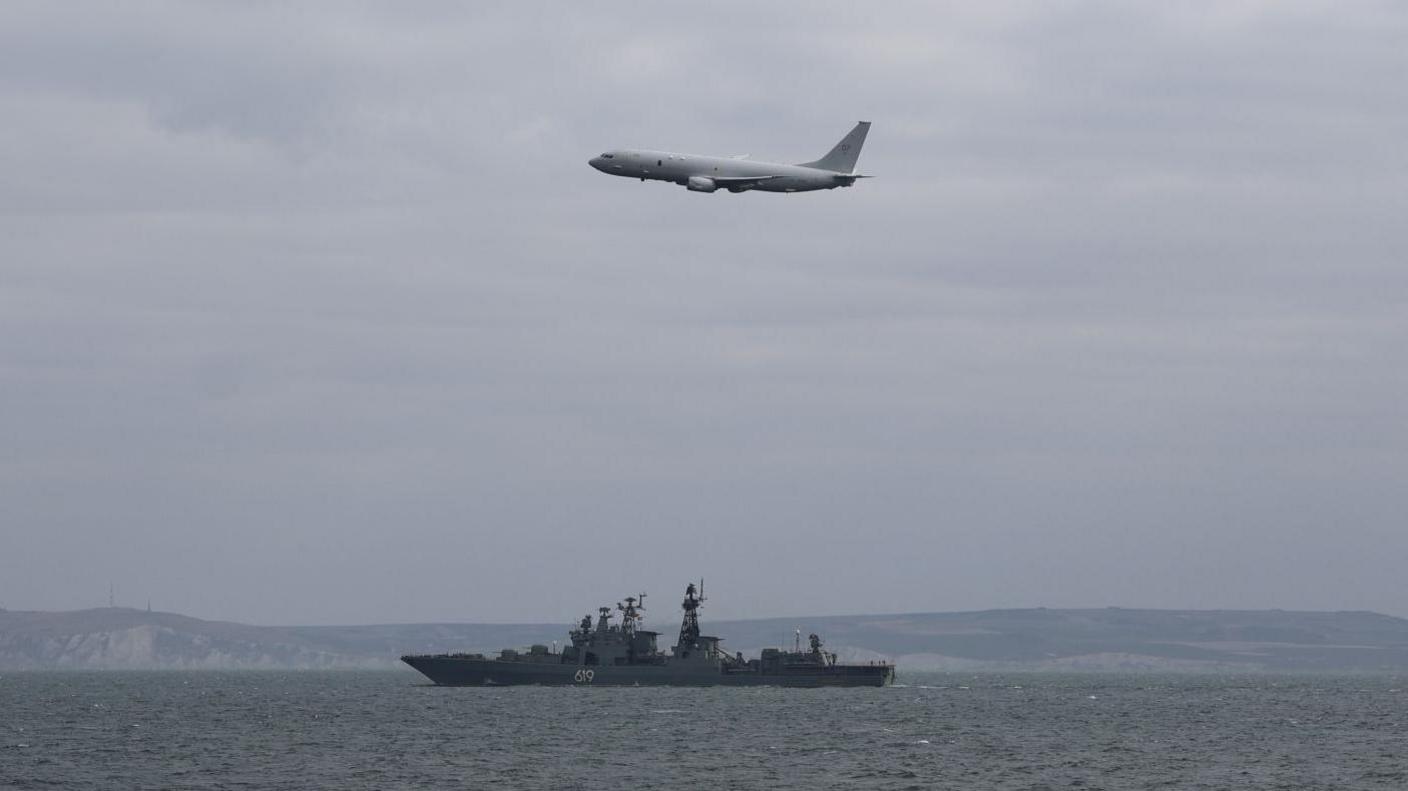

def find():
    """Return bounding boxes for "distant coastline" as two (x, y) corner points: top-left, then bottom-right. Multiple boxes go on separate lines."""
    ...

(3, 606), (1408, 672)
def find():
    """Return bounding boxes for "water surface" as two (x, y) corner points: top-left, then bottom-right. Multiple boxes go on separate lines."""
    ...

(3, 671), (1404, 789)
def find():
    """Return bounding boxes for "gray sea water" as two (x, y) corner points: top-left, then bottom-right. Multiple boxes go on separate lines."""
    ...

(2, 671), (1405, 790)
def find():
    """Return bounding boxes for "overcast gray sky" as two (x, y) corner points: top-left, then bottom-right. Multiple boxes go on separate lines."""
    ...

(3, 2), (1406, 626)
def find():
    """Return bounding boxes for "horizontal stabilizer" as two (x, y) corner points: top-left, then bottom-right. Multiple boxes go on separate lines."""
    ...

(831, 173), (874, 186)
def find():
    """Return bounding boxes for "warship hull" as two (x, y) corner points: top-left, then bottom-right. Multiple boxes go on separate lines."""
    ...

(402, 654), (894, 688)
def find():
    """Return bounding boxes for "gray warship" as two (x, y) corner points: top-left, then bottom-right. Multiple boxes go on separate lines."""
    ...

(401, 582), (895, 687)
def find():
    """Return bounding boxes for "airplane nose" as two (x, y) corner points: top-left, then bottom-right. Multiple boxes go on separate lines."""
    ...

(588, 157), (603, 170)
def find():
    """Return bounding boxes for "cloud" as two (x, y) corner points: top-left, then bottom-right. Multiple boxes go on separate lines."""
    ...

(1, 2), (1405, 624)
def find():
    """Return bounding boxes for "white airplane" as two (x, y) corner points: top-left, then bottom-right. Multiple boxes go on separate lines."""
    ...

(588, 122), (872, 194)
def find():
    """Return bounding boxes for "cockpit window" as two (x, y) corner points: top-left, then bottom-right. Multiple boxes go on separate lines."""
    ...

(600, 153), (614, 159)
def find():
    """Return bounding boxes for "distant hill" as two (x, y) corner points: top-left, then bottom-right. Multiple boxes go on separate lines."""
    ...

(711, 608), (1408, 672)
(4, 606), (1408, 672)
(0, 608), (378, 670)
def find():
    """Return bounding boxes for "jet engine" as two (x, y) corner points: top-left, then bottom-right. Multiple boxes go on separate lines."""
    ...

(686, 176), (717, 193)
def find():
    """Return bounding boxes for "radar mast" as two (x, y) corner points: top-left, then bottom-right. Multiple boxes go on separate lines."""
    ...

(676, 580), (705, 656)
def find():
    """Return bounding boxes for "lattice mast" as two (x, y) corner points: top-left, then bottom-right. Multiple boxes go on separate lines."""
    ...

(676, 580), (704, 650)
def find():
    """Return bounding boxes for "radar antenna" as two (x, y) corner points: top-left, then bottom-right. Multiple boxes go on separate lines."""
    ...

(618, 594), (647, 633)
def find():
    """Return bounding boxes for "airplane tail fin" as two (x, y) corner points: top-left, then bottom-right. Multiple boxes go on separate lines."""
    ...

(799, 121), (870, 173)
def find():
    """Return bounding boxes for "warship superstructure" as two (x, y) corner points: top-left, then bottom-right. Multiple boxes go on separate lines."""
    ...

(401, 582), (894, 687)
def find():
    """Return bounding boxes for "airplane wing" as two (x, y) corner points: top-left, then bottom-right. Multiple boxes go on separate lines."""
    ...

(710, 175), (779, 185)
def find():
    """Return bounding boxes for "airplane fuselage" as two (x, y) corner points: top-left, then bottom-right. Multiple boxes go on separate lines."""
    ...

(588, 149), (855, 193)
